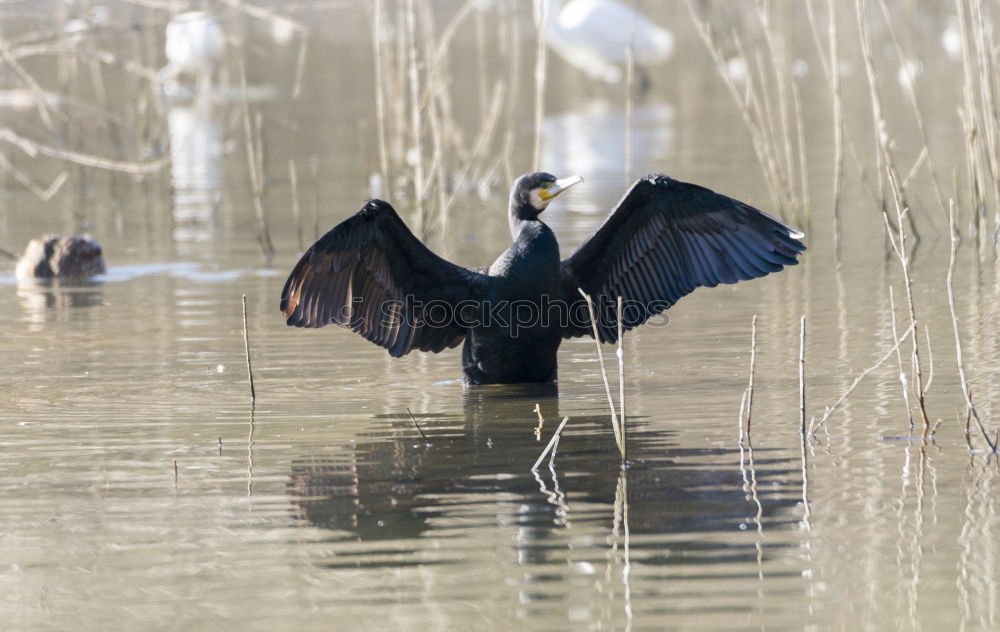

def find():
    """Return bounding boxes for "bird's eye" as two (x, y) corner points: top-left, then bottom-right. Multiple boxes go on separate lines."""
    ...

(540, 183), (550, 190)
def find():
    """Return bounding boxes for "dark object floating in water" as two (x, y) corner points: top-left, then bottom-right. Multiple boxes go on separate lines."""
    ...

(280, 173), (805, 385)
(14, 235), (106, 280)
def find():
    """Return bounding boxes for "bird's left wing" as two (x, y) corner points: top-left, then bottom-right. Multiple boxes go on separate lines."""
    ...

(281, 199), (490, 357)
(560, 175), (805, 342)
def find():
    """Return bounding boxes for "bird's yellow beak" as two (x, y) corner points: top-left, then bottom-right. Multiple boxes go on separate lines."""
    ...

(540, 174), (584, 201)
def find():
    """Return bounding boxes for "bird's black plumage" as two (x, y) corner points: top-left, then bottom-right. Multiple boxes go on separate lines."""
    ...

(280, 173), (805, 384)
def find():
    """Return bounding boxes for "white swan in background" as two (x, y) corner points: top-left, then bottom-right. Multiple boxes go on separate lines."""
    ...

(165, 12), (224, 76)
(539, 0), (673, 83)
(161, 11), (224, 99)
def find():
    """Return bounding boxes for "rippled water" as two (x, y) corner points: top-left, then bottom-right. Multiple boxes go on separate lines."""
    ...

(2, 2), (999, 630)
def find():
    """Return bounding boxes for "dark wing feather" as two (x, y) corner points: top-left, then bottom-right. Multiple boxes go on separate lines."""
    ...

(561, 175), (805, 342)
(281, 199), (489, 357)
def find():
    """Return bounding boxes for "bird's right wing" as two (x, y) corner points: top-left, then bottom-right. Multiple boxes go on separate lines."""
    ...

(281, 199), (490, 357)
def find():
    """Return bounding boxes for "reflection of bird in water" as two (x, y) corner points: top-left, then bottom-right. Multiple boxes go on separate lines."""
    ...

(13, 235), (105, 280)
(161, 11), (224, 100)
(539, 0), (673, 84)
(287, 385), (799, 544)
(541, 101), (674, 204)
(281, 172), (805, 384)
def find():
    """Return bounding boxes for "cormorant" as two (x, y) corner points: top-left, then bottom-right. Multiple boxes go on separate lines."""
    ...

(280, 173), (805, 384)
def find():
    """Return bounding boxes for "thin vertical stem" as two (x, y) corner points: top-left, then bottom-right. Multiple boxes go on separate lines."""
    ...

(745, 314), (758, 438)
(289, 159), (302, 251)
(242, 294), (256, 403)
(946, 200), (997, 453)
(240, 58), (274, 261)
(579, 289), (623, 456)
(617, 296), (626, 462)
(372, 0), (390, 193)
(799, 315), (806, 434)
(405, 0), (425, 229)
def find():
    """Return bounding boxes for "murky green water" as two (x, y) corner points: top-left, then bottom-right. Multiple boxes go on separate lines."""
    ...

(2, 2), (998, 630)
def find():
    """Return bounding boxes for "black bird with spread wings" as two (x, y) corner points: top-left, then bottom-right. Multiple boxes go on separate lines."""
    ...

(280, 173), (805, 384)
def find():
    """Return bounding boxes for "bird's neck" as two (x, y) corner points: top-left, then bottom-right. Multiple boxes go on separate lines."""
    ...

(509, 201), (542, 237)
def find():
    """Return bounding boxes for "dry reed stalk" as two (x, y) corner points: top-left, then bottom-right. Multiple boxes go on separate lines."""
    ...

(531, 0), (548, 171)
(624, 3), (637, 188)
(425, 0), (477, 96)
(875, 0), (948, 215)
(292, 33), (309, 100)
(826, 0), (844, 213)
(955, 0), (999, 230)
(242, 294), (256, 403)
(855, 0), (914, 237)
(475, 4), (488, 119)
(685, 1), (800, 216)
(617, 296), (626, 458)
(426, 81), (505, 229)
(0, 153), (67, 200)
(533, 403), (545, 440)
(532, 416), (571, 471)
(744, 314), (758, 439)
(754, 2), (795, 197)
(310, 157), (320, 240)
(372, 0), (391, 192)
(799, 316), (806, 435)
(882, 168), (930, 435)
(422, 67), (448, 239)
(404, 0), (426, 231)
(289, 160), (303, 251)
(405, 407), (432, 445)
(0, 38), (56, 130)
(799, 393), (812, 531)
(969, 0), (1000, 219)
(579, 289), (623, 457)
(254, 110), (275, 261)
(0, 127), (167, 175)
(239, 58), (274, 261)
(391, 1), (408, 179)
(946, 201), (997, 453)
(625, 44), (634, 188)
(923, 325), (934, 394)
(219, 0), (298, 26)
(809, 322), (916, 436)
(888, 287), (914, 430)
(418, 0), (470, 165)
(791, 79), (810, 228)
(500, 0), (520, 185)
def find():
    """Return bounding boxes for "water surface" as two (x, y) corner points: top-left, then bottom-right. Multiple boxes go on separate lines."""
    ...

(1, 2), (998, 630)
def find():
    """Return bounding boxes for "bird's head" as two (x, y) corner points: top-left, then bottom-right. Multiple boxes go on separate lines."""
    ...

(510, 172), (583, 219)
